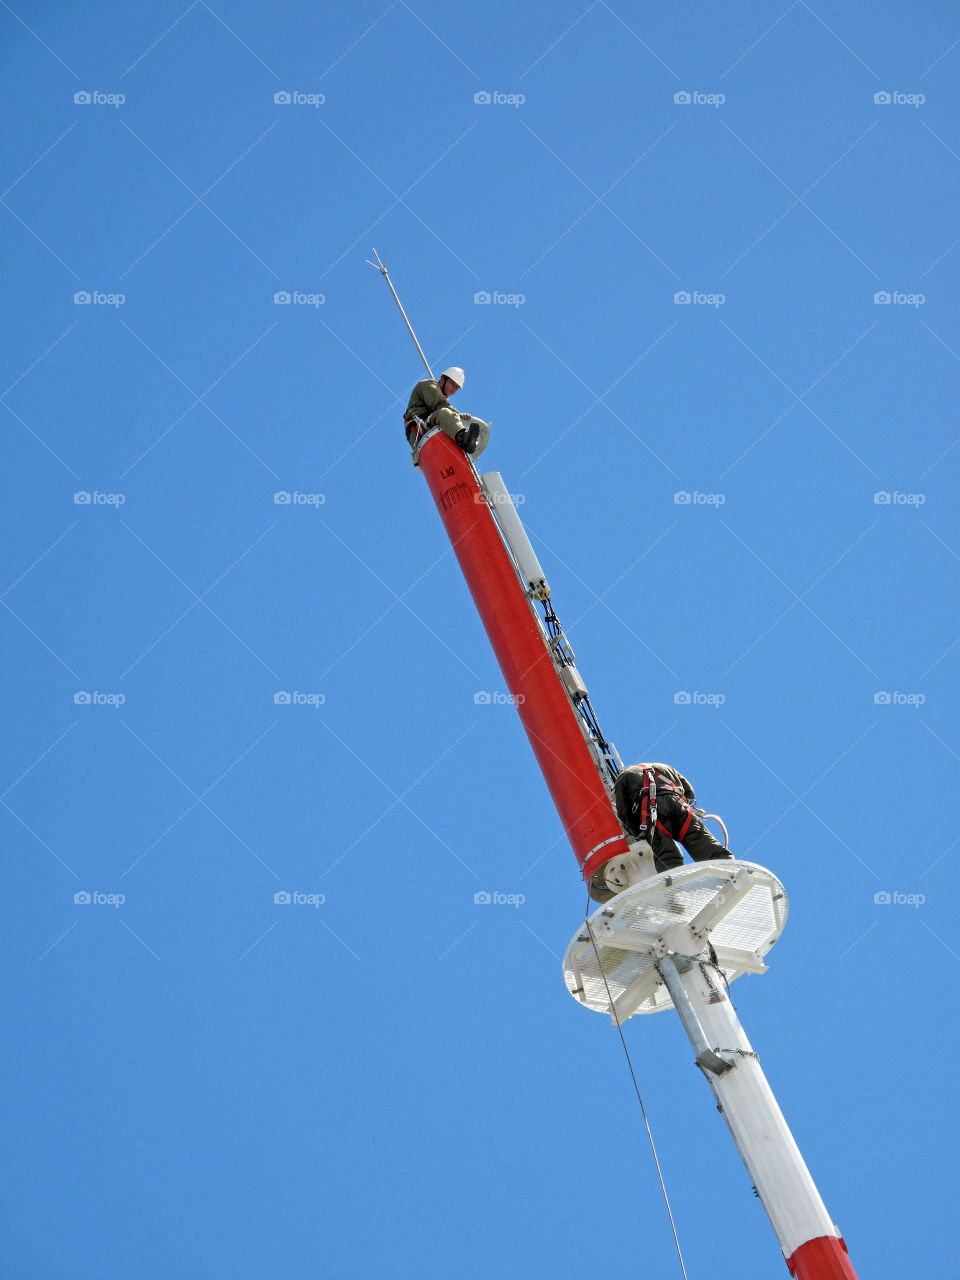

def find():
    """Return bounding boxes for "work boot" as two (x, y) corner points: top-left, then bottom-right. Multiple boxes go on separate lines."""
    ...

(455, 422), (480, 454)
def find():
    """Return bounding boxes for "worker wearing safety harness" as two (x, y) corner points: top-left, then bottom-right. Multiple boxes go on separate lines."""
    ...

(614, 762), (732, 874)
(404, 367), (490, 457)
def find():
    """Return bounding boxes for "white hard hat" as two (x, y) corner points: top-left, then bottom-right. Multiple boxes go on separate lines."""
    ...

(440, 366), (465, 389)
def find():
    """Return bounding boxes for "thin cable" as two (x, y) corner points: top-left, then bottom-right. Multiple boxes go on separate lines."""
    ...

(583, 883), (690, 1280)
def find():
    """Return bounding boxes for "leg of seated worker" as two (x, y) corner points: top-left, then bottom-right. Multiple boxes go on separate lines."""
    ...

(427, 406), (463, 441)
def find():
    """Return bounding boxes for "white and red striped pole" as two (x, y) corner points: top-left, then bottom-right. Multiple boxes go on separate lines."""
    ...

(658, 955), (857, 1278)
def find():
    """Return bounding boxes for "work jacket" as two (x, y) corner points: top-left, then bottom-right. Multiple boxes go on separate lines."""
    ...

(405, 378), (453, 425)
(614, 763), (696, 836)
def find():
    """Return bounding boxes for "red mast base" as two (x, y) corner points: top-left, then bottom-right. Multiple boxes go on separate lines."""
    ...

(787, 1235), (857, 1279)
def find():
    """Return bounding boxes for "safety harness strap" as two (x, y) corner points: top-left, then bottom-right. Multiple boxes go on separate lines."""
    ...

(631, 767), (658, 839)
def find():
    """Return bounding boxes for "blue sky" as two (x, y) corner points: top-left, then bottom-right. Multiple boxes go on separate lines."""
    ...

(2, 2), (958, 1277)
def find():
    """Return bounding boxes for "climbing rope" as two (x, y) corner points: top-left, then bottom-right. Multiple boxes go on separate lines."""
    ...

(582, 883), (690, 1280)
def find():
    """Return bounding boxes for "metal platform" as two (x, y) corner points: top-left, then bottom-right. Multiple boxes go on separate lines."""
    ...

(563, 860), (788, 1022)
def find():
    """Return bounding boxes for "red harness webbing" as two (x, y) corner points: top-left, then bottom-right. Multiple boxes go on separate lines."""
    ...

(675, 807), (693, 842)
(633, 766), (692, 844)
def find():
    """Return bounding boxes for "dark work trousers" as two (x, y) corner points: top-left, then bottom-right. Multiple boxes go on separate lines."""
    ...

(652, 792), (729, 872)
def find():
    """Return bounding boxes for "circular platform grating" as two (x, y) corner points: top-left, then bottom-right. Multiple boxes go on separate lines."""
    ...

(563, 861), (788, 1018)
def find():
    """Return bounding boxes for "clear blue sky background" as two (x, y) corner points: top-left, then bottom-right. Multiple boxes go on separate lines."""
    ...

(2, 3), (958, 1277)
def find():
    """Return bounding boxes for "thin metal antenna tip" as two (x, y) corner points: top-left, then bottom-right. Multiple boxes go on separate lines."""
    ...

(368, 249), (433, 379)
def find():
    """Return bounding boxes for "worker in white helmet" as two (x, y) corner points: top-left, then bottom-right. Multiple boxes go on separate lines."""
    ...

(404, 366), (490, 457)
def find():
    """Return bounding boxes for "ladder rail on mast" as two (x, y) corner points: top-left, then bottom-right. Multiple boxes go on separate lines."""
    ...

(471, 467), (624, 793)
